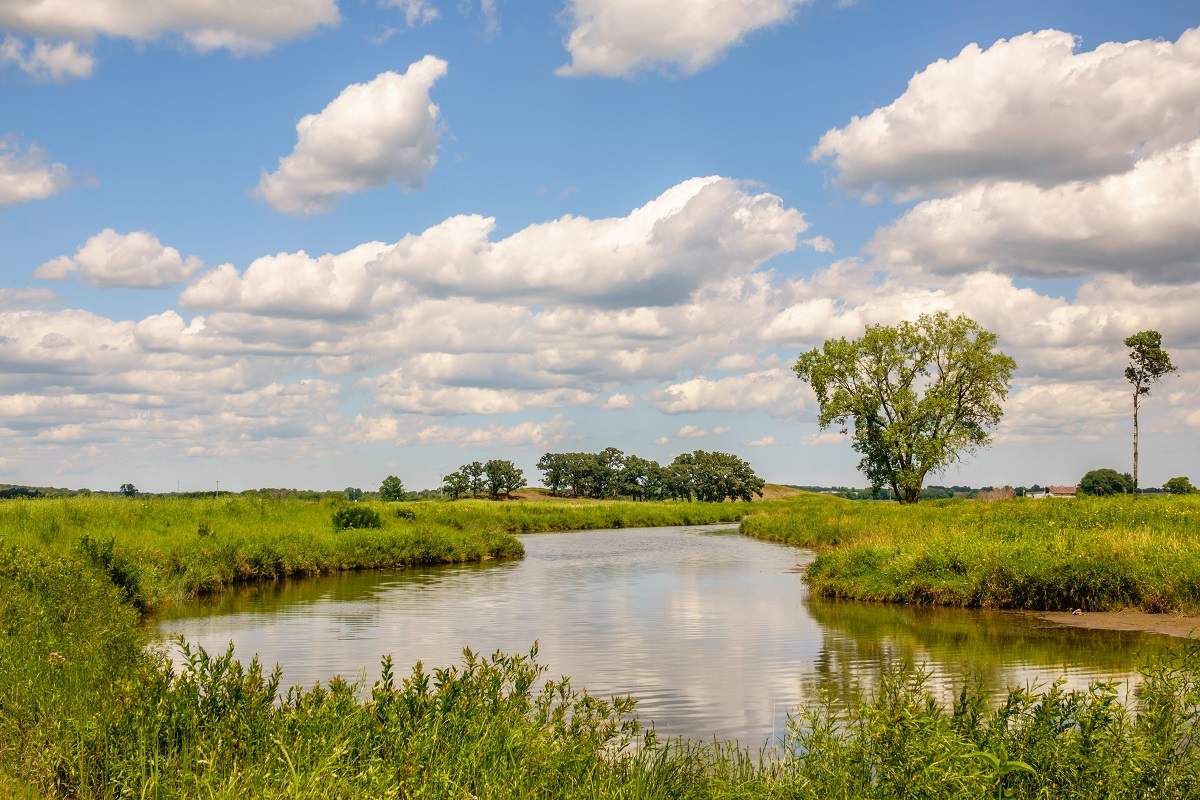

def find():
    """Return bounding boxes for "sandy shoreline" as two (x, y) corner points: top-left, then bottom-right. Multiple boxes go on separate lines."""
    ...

(1035, 610), (1200, 638)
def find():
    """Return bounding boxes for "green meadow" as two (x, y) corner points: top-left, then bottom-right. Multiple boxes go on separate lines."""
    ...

(0, 493), (764, 610)
(5, 491), (1200, 797)
(742, 492), (1200, 612)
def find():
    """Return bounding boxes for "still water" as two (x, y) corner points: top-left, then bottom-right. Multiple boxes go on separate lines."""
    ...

(157, 525), (1171, 745)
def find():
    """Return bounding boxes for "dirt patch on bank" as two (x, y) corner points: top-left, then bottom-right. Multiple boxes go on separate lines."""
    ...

(1036, 610), (1200, 638)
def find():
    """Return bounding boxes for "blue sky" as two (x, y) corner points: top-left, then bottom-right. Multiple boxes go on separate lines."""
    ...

(1, 1), (1198, 492)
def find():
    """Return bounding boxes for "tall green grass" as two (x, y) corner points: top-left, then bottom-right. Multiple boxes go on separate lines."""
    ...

(0, 495), (758, 609)
(742, 493), (1200, 612)
(4, 545), (1200, 798)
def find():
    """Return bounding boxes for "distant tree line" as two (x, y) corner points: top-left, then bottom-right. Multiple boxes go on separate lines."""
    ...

(795, 485), (977, 501)
(537, 448), (764, 502)
(442, 460), (526, 500)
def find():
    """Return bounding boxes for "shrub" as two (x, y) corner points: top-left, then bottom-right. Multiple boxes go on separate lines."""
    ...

(394, 507), (417, 521)
(332, 505), (382, 530)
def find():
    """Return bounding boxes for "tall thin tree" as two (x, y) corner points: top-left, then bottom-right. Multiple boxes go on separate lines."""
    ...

(1124, 330), (1175, 499)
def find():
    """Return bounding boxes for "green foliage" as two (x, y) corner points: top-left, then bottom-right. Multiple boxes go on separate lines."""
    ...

(442, 469), (470, 500)
(331, 505), (382, 531)
(1080, 468), (1134, 496)
(393, 507), (417, 520)
(795, 312), (1016, 503)
(537, 448), (765, 501)
(378, 475), (405, 501)
(1125, 330), (1176, 397)
(1165, 476), (1195, 495)
(343, 486), (364, 501)
(119, 483), (137, 497)
(743, 492), (1200, 612)
(668, 450), (765, 501)
(463, 461), (487, 498)
(483, 459), (525, 498)
(5, 545), (1200, 798)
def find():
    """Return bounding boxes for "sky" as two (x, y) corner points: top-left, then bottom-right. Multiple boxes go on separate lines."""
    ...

(1, 0), (1198, 492)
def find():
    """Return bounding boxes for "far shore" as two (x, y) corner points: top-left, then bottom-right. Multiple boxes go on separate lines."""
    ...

(1036, 610), (1200, 639)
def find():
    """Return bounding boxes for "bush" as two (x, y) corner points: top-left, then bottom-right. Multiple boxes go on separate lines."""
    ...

(394, 507), (417, 521)
(332, 505), (382, 530)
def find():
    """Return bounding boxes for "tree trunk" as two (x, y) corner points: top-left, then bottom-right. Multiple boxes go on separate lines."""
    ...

(1132, 391), (1140, 500)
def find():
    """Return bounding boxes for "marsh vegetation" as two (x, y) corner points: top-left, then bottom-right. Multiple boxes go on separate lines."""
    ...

(743, 492), (1200, 612)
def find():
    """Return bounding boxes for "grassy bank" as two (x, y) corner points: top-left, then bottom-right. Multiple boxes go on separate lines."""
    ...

(0, 495), (761, 609)
(742, 493), (1200, 613)
(4, 544), (1200, 799)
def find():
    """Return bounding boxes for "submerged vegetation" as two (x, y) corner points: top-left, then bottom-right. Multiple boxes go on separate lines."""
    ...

(5, 543), (1200, 798)
(0, 494), (760, 609)
(743, 492), (1200, 612)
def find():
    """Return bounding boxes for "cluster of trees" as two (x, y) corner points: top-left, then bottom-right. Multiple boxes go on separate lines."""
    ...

(442, 460), (526, 500)
(1078, 469), (1195, 497)
(537, 449), (765, 502)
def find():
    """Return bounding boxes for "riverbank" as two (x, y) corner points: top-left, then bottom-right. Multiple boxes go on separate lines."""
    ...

(742, 493), (1200, 614)
(4, 543), (1200, 798)
(1038, 610), (1200, 638)
(0, 494), (770, 610)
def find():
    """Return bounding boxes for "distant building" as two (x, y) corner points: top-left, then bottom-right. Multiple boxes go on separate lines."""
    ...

(1027, 485), (1077, 499)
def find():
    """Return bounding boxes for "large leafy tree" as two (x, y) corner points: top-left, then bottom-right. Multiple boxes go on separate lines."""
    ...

(484, 459), (526, 499)
(463, 461), (487, 498)
(794, 312), (1016, 503)
(668, 451), (765, 502)
(378, 475), (405, 501)
(442, 470), (469, 500)
(1124, 330), (1175, 498)
(1080, 468), (1134, 496)
(1164, 476), (1195, 495)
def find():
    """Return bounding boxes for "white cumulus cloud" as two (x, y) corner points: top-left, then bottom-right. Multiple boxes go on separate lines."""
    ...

(870, 139), (1200, 281)
(813, 27), (1200, 198)
(0, 138), (69, 207)
(0, 0), (339, 54)
(557, 0), (807, 78)
(652, 368), (802, 415)
(35, 229), (203, 288)
(256, 56), (448, 215)
(372, 176), (808, 305)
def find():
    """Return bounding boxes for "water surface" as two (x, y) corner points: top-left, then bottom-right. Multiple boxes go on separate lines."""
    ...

(158, 525), (1171, 744)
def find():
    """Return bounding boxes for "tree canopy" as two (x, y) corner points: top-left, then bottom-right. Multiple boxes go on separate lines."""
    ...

(794, 312), (1015, 503)
(378, 475), (405, 501)
(536, 448), (764, 502)
(1079, 468), (1134, 496)
(1164, 476), (1195, 495)
(443, 460), (524, 499)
